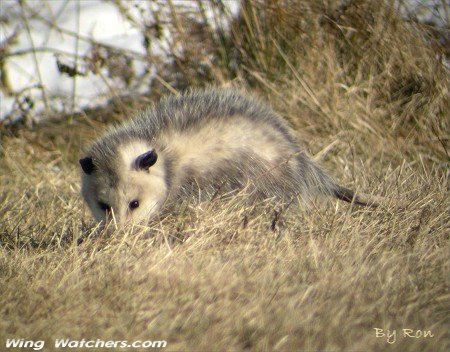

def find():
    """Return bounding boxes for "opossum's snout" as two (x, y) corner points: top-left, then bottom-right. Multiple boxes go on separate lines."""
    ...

(80, 148), (168, 225)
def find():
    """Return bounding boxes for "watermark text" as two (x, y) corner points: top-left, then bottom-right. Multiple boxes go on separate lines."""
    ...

(5, 338), (167, 350)
(373, 328), (434, 344)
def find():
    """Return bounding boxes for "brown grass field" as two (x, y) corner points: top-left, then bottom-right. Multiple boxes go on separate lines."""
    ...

(0, 1), (449, 351)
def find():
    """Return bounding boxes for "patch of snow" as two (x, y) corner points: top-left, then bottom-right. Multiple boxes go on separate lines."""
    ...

(0, 0), (241, 122)
(401, 0), (449, 27)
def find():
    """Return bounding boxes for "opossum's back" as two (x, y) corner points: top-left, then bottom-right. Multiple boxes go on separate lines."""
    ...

(121, 89), (297, 143)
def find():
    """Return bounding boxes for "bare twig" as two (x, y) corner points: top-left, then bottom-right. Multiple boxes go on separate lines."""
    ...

(18, 0), (49, 110)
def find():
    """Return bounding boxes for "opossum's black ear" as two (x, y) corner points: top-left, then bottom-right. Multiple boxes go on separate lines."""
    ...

(135, 150), (158, 170)
(80, 157), (95, 174)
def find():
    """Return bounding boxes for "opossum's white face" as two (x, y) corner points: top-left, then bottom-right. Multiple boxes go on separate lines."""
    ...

(80, 142), (168, 225)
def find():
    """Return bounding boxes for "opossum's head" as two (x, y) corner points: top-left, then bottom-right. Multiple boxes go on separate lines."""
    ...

(79, 141), (168, 225)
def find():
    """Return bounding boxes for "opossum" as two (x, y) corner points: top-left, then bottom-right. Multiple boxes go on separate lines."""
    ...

(80, 88), (376, 224)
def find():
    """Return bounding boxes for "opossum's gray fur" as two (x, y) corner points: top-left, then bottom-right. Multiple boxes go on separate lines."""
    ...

(80, 88), (371, 224)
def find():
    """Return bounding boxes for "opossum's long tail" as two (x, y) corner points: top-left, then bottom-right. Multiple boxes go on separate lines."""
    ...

(333, 185), (379, 208)
(296, 153), (381, 208)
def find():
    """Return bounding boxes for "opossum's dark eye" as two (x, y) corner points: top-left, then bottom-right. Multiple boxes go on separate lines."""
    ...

(98, 201), (111, 212)
(129, 200), (139, 210)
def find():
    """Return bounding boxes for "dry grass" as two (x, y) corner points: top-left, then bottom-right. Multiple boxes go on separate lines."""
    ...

(1, 1), (449, 351)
